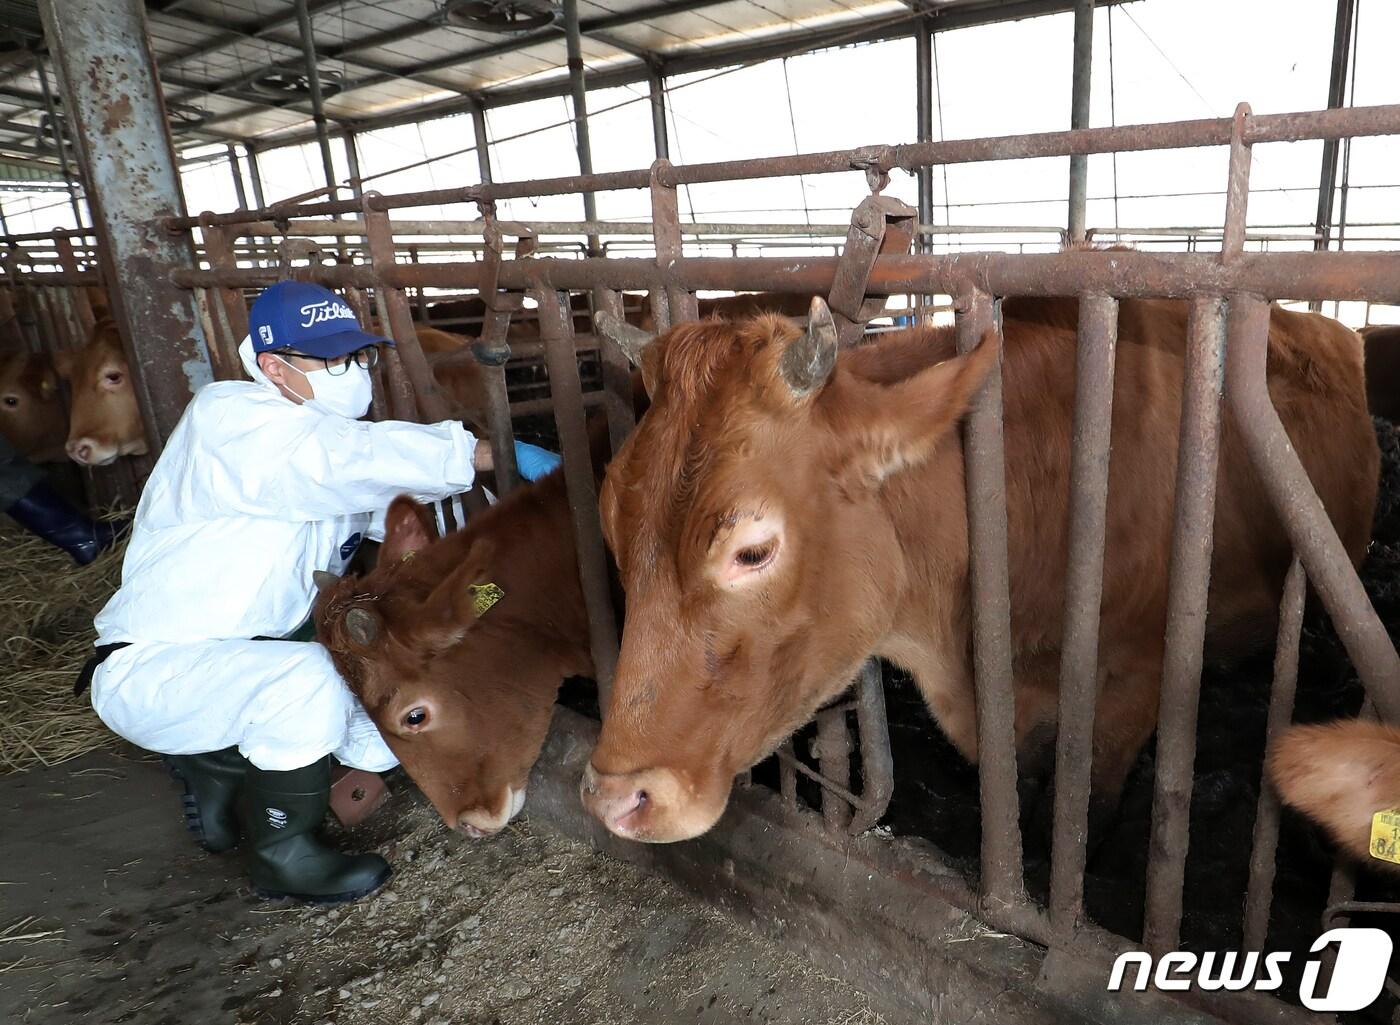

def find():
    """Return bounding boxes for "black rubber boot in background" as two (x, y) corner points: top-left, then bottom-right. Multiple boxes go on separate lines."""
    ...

(238, 756), (391, 904)
(164, 747), (248, 853)
(6, 481), (124, 565)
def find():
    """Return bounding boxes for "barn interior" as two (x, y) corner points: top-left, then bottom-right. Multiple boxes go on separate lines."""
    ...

(2, 1), (1399, 1024)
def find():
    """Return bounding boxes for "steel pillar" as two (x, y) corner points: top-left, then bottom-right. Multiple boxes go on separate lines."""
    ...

(38, 0), (212, 447)
(1313, 0), (1357, 253)
(36, 59), (86, 228)
(648, 62), (670, 160)
(226, 143), (249, 209)
(294, 0), (339, 199)
(915, 21), (934, 246)
(1066, 0), (1093, 242)
(471, 103), (493, 185)
(562, 0), (600, 255)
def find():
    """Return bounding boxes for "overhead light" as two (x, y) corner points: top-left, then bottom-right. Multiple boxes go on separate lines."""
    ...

(250, 68), (345, 99)
(167, 102), (211, 128)
(444, 0), (558, 33)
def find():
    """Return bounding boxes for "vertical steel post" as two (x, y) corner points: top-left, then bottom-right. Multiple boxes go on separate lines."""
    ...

(294, 0), (339, 199)
(38, 0), (213, 448)
(36, 59), (86, 229)
(1313, 0), (1357, 254)
(562, 0), (600, 256)
(1067, 0), (1094, 242)
(226, 144), (249, 210)
(647, 62), (670, 160)
(955, 290), (1024, 910)
(650, 160), (697, 324)
(1048, 292), (1119, 938)
(471, 103), (494, 185)
(1142, 295), (1226, 954)
(914, 21), (934, 240)
(245, 145), (268, 209)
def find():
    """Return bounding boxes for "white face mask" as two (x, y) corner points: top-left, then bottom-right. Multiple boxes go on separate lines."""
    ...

(274, 355), (373, 419)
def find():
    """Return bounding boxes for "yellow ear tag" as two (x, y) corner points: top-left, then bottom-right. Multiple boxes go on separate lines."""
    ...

(467, 582), (505, 618)
(1370, 808), (1400, 864)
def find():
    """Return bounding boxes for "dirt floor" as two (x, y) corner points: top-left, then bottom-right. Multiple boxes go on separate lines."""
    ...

(0, 749), (889, 1025)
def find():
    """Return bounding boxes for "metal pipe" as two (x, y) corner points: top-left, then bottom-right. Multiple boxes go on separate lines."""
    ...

(471, 104), (494, 185)
(1067, 0), (1093, 241)
(226, 144), (249, 210)
(647, 63), (670, 160)
(245, 146), (268, 209)
(1142, 295), (1226, 954)
(294, 0), (339, 199)
(562, 0), (600, 256)
(36, 59), (85, 229)
(164, 102), (1400, 230)
(38, 0), (212, 452)
(914, 22), (934, 237)
(1313, 0), (1358, 253)
(533, 286), (619, 708)
(1226, 292), (1400, 717)
(1242, 557), (1306, 952)
(955, 291), (1024, 910)
(1048, 292), (1119, 939)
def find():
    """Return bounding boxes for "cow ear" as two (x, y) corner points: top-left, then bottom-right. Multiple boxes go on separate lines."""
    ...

(380, 496), (437, 564)
(414, 536), (500, 651)
(832, 330), (999, 485)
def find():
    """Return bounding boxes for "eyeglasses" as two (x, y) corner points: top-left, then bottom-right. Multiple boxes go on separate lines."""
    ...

(280, 347), (380, 376)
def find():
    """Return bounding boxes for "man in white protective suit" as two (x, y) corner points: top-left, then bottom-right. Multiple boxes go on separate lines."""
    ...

(81, 281), (561, 904)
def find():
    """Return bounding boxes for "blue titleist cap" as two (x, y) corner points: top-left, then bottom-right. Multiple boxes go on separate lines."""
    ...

(248, 281), (392, 358)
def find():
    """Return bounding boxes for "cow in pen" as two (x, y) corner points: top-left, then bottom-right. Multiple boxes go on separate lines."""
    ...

(580, 297), (1379, 843)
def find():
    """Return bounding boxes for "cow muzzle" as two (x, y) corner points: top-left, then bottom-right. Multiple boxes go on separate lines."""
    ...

(66, 437), (119, 467)
(454, 785), (527, 839)
(580, 762), (720, 843)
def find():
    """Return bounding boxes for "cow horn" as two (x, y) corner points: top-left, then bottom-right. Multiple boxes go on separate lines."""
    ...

(312, 570), (341, 592)
(345, 606), (381, 646)
(781, 297), (839, 396)
(595, 312), (655, 368)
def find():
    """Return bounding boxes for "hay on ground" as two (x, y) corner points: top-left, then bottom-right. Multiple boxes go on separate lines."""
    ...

(0, 514), (128, 773)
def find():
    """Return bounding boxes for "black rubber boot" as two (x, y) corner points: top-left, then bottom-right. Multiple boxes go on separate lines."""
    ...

(239, 757), (391, 904)
(164, 747), (248, 854)
(6, 481), (125, 566)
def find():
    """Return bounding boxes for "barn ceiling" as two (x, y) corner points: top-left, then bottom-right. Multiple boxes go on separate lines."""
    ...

(0, 0), (1112, 165)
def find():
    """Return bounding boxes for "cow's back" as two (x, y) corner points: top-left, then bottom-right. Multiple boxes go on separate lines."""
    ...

(903, 299), (1375, 663)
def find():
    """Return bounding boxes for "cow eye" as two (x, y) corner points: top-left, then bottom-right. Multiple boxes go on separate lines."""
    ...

(2, 395), (16, 408)
(734, 542), (776, 569)
(403, 707), (429, 730)
(105, 371), (123, 385)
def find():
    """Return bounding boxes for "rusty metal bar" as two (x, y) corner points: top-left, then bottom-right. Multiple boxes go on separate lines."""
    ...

(1049, 293), (1119, 938)
(1225, 292), (1400, 719)
(343, 287), (389, 421)
(370, 287), (418, 423)
(40, 0), (212, 450)
(171, 249), (1400, 304)
(533, 286), (619, 708)
(53, 236), (96, 337)
(1142, 295), (1227, 954)
(1222, 104), (1253, 259)
(815, 709), (852, 834)
(649, 160), (698, 323)
(162, 102), (1400, 229)
(648, 63), (669, 160)
(955, 290), (1024, 910)
(198, 222), (250, 375)
(36, 59), (86, 230)
(1066, 0), (1093, 242)
(562, 0), (600, 257)
(849, 658), (894, 836)
(1242, 556), (1306, 952)
(591, 287), (637, 455)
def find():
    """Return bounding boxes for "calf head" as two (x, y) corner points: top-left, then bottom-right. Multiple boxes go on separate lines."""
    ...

(585, 299), (995, 842)
(56, 319), (147, 466)
(315, 494), (584, 837)
(0, 350), (67, 462)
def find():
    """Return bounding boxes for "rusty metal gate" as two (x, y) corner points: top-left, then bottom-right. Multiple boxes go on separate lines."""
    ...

(98, 99), (1400, 1022)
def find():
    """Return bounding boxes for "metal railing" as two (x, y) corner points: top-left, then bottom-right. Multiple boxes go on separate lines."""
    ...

(28, 100), (1400, 1022)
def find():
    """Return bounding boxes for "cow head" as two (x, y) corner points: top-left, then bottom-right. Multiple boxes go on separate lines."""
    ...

(56, 319), (148, 466)
(584, 299), (996, 842)
(0, 349), (67, 462)
(315, 493), (586, 837)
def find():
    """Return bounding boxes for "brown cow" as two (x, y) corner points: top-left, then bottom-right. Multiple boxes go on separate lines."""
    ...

(0, 349), (68, 462)
(58, 319), (489, 466)
(1361, 324), (1400, 422)
(1267, 721), (1400, 870)
(57, 318), (147, 467)
(580, 298), (1377, 843)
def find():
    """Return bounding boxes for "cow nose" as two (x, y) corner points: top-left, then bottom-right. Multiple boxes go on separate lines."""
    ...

(67, 439), (94, 465)
(580, 763), (651, 836)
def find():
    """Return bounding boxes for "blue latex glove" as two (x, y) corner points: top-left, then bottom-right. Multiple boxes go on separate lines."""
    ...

(513, 440), (563, 482)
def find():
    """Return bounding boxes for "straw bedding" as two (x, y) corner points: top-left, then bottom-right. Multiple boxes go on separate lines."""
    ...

(0, 516), (128, 773)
